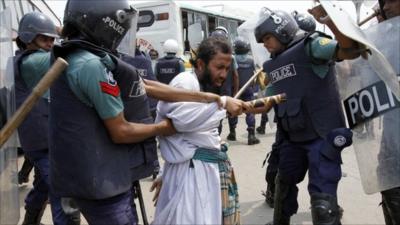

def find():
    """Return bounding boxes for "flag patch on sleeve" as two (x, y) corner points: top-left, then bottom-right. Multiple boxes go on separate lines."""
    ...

(100, 81), (120, 97)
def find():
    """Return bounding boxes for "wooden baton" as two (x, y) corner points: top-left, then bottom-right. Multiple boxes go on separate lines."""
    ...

(246, 93), (287, 112)
(0, 57), (68, 148)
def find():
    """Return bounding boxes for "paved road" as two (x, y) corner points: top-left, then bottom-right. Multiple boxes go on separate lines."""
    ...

(17, 114), (385, 224)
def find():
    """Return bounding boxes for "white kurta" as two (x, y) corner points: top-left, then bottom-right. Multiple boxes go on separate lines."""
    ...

(152, 71), (226, 225)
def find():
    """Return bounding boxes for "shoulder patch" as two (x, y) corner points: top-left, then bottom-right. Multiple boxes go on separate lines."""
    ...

(319, 38), (331, 46)
(100, 68), (120, 97)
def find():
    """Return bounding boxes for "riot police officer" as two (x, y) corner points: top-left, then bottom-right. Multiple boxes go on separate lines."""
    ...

(155, 39), (185, 85)
(120, 47), (161, 179)
(233, 37), (260, 145)
(254, 6), (362, 224)
(14, 11), (80, 225)
(261, 11), (317, 208)
(50, 1), (223, 224)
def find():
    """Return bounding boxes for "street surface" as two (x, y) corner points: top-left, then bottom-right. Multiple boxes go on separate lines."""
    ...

(17, 114), (385, 225)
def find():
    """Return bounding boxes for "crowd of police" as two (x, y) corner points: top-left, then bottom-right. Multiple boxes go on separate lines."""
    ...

(0, 0), (399, 224)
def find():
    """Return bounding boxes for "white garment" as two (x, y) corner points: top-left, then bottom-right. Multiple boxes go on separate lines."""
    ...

(152, 71), (226, 225)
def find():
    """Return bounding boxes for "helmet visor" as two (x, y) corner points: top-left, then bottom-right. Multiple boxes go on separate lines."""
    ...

(117, 5), (138, 55)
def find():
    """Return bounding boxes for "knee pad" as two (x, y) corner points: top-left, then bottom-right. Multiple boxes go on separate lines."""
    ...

(311, 193), (341, 225)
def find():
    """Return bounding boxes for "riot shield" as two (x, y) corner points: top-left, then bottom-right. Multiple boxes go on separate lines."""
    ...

(237, 8), (270, 68)
(0, 8), (19, 225)
(337, 17), (400, 194)
(321, 0), (400, 101)
(237, 8), (275, 128)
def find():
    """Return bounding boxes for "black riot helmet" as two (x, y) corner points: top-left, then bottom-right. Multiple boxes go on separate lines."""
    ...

(17, 11), (58, 44)
(233, 37), (250, 54)
(254, 8), (299, 45)
(63, 0), (137, 51)
(292, 11), (316, 32)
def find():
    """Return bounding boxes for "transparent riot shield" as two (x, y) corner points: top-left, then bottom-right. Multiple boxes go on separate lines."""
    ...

(237, 8), (270, 69)
(237, 8), (276, 128)
(337, 17), (400, 194)
(321, 0), (400, 101)
(0, 8), (19, 225)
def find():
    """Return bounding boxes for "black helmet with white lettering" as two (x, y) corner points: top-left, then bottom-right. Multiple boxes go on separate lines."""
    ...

(254, 8), (299, 44)
(292, 11), (316, 32)
(233, 37), (250, 54)
(17, 11), (58, 44)
(62, 0), (137, 51)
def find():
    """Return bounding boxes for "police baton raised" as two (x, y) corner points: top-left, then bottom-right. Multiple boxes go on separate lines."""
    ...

(234, 68), (264, 99)
(0, 57), (68, 148)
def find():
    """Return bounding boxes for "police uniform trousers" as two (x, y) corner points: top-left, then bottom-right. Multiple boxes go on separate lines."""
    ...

(278, 138), (341, 217)
(229, 91), (256, 130)
(24, 149), (71, 225)
(74, 189), (138, 225)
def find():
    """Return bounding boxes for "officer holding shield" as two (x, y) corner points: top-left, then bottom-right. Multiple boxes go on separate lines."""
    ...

(254, 5), (363, 224)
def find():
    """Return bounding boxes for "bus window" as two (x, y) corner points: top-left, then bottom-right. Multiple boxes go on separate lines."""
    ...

(217, 17), (228, 30)
(181, 10), (190, 51)
(208, 16), (216, 37)
(194, 12), (207, 39)
(137, 5), (170, 31)
(138, 10), (155, 29)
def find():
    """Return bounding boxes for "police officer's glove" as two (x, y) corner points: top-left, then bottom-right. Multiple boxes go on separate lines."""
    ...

(321, 128), (353, 161)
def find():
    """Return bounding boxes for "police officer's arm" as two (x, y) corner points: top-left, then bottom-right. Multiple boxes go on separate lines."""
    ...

(104, 113), (175, 143)
(143, 79), (222, 105)
(308, 4), (361, 60)
(76, 58), (176, 144)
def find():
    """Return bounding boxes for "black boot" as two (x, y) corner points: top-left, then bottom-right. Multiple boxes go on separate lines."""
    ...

(18, 157), (33, 185)
(263, 183), (274, 208)
(67, 211), (81, 225)
(227, 128), (236, 141)
(266, 173), (291, 225)
(248, 129), (260, 145)
(256, 125), (266, 134)
(381, 187), (400, 225)
(21, 207), (45, 225)
(311, 193), (342, 225)
(61, 198), (81, 225)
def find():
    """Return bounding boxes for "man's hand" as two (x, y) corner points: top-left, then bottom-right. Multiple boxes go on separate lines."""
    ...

(225, 97), (244, 117)
(157, 118), (176, 136)
(150, 177), (162, 206)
